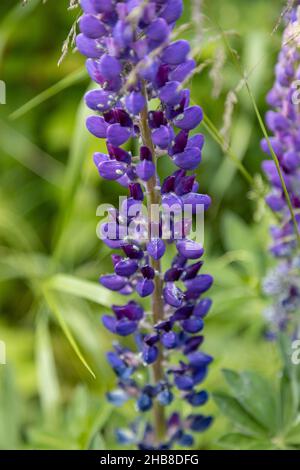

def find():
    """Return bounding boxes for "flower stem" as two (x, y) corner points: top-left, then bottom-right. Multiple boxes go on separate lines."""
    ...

(140, 82), (167, 443)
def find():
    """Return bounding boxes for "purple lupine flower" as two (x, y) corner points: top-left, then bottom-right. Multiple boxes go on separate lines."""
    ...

(77, 0), (213, 449)
(262, 4), (300, 337)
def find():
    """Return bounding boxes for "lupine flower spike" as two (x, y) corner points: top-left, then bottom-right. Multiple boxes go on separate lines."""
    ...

(77, 0), (213, 449)
(262, 3), (300, 338)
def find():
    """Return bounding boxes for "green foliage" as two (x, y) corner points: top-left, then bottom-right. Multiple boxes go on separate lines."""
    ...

(0, 0), (299, 451)
(214, 365), (300, 450)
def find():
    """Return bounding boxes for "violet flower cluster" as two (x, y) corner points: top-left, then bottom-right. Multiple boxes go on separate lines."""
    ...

(262, 4), (300, 337)
(77, 0), (213, 448)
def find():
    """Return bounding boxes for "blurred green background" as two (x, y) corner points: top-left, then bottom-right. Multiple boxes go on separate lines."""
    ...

(0, 0), (290, 450)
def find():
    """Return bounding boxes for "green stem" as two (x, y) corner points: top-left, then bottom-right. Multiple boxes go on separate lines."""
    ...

(140, 82), (167, 443)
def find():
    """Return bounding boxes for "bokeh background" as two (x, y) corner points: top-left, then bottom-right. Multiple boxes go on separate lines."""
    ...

(0, 0), (289, 449)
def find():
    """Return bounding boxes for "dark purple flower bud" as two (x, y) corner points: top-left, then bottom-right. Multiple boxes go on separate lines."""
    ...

(182, 193), (212, 212)
(154, 320), (173, 332)
(164, 267), (183, 282)
(182, 317), (204, 334)
(115, 259), (139, 277)
(136, 160), (155, 181)
(174, 374), (194, 391)
(194, 298), (212, 318)
(169, 59), (196, 82)
(187, 415), (213, 432)
(185, 390), (208, 407)
(141, 265), (155, 279)
(161, 331), (177, 349)
(113, 20), (134, 48)
(112, 301), (144, 321)
(100, 274), (127, 291)
(142, 345), (159, 365)
(177, 240), (204, 259)
(108, 145), (131, 164)
(171, 305), (194, 321)
(147, 239), (166, 260)
(79, 14), (106, 39)
(123, 244), (144, 259)
(174, 106), (203, 130)
(136, 278), (155, 297)
(129, 183), (144, 201)
(125, 91), (146, 115)
(183, 336), (204, 355)
(144, 333), (160, 346)
(173, 147), (201, 170)
(181, 262), (203, 281)
(107, 123), (131, 146)
(86, 115), (108, 138)
(76, 33), (101, 58)
(140, 145), (153, 161)
(163, 284), (184, 307)
(98, 160), (126, 180)
(185, 274), (214, 295)
(161, 40), (190, 65)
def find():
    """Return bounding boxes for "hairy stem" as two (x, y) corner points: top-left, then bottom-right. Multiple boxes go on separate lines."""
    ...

(140, 81), (167, 442)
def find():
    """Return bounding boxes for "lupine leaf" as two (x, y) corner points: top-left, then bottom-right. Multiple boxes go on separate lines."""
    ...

(223, 369), (278, 432)
(213, 392), (267, 437)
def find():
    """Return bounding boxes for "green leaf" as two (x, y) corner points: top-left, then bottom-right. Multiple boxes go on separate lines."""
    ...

(45, 273), (124, 307)
(42, 288), (96, 379)
(35, 310), (60, 423)
(217, 433), (265, 450)
(223, 369), (278, 433)
(0, 365), (20, 449)
(280, 371), (299, 431)
(213, 392), (267, 437)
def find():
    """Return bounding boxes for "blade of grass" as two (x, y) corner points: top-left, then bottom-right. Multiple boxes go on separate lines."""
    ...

(42, 287), (96, 379)
(10, 67), (87, 121)
(0, 119), (64, 186)
(45, 273), (124, 307)
(216, 20), (300, 249)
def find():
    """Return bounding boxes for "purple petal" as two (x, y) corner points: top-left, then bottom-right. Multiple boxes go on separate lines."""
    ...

(115, 259), (139, 277)
(79, 14), (106, 39)
(147, 239), (166, 260)
(125, 91), (146, 115)
(99, 274), (127, 291)
(86, 115), (108, 138)
(174, 106), (203, 130)
(98, 161), (126, 180)
(107, 124), (131, 146)
(177, 240), (204, 259)
(136, 279), (155, 297)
